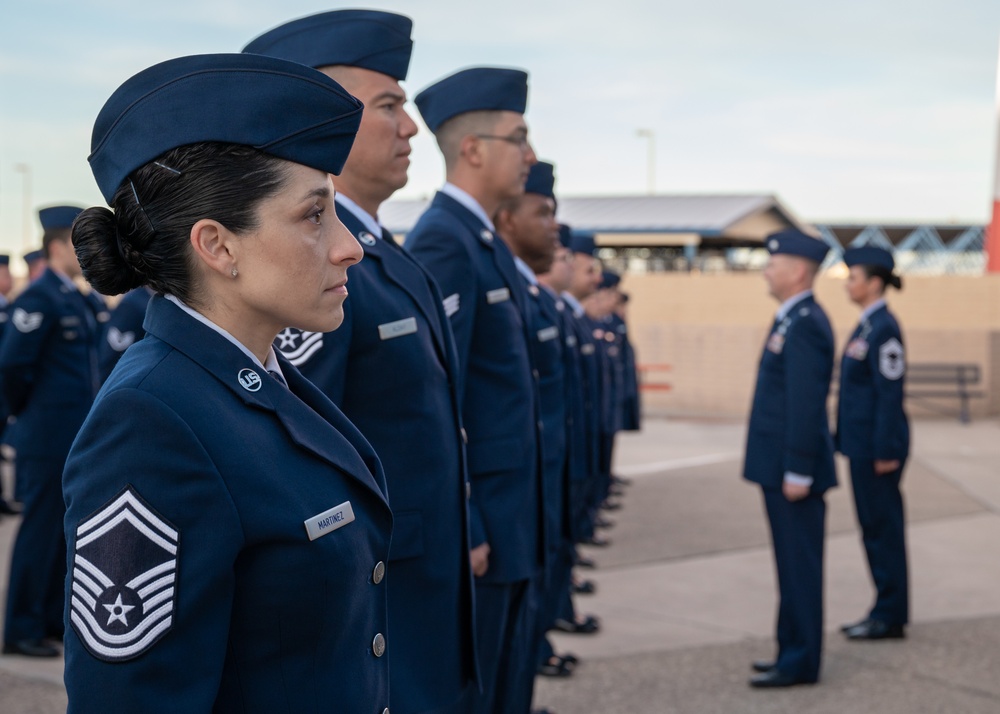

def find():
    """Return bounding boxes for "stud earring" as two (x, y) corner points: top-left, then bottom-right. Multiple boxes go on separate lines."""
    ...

(231, 267), (238, 278)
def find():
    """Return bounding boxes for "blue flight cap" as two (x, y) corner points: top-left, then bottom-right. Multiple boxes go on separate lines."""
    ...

(558, 224), (573, 249)
(843, 246), (894, 272)
(569, 234), (597, 256)
(0, 255), (9, 267)
(524, 161), (555, 199)
(88, 53), (364, 203)
(764, 229), (828, 264)
(601, 270), (621, 289)
(39, 205), (84, 231)
(415, 67), (528, 133)
(243, 9), (413, 80)
(24, 249), (44, 265)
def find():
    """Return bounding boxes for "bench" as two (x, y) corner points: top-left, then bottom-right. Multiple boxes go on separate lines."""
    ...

(905, 363), (984, 424)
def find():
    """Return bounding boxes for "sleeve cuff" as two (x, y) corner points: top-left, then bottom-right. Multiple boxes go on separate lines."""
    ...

(783, 472), (814, 487)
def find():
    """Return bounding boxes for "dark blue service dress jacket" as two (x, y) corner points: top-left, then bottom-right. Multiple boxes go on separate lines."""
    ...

(406, 190), (545, 584)
(743, 294), (836, 493)
(836, 303), (910, 461)
(99, 286), (153, 379)
(62, 296), (393, 714)
(275, 202), (479, 712)
(0, 268), (103, 459)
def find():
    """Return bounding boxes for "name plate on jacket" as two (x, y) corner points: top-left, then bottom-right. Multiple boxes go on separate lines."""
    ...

(304, 501), (355, 541)
(537, 326), (559, 343)
(378, 317), (418, 341)
(486, 288), (511, 304)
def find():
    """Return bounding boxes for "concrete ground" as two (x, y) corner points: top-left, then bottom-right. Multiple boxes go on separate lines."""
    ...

(1, 418), (999, 712)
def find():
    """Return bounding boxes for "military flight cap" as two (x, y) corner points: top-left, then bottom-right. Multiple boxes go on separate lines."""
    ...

(843, 246), (894, 272)
(88, 53), (364, 203)
(569, 234), (597, 256)
(601, 270), (621, 289)
(0, 255), (9, 267)
(243, 9), (413, 80)
(765, 229), (829, 264)
(39, 205), (84, 231)
(415, 67), (528, 133)
(524, 161), (555, 199)
(23, 249), (44, 265)
(558, 223), (573, 249)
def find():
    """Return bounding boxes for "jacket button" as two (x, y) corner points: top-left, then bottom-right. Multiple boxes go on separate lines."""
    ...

(373, 633), (386, 657)
(372, 561), (385, 585)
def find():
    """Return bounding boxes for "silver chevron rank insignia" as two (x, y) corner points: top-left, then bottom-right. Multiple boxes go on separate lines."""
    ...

(70, 486), (179, 662)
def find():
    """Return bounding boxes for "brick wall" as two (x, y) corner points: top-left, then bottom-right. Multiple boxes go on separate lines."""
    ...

(623, 273), (1000, 419)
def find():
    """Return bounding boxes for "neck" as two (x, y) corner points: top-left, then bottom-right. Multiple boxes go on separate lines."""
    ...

(856, 293), (882, 310)
(446, 172), (500, 219)
(333, 178), (387, 220)
(195, 289), (277, 365)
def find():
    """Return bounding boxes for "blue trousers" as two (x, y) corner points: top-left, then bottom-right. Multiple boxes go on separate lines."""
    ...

(471, 579), (533, 714)
(4, 457), (66, 643)
(850, 458), (909, 625)
(762, 488), (825, 683)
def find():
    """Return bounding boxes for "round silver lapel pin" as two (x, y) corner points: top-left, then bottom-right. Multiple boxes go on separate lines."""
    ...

(358, 232), (377, 246)
(238, 368), (262, 392)
(480, 229), (493, 242)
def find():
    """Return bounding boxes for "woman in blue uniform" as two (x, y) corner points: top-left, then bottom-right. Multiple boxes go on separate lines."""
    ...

(837, 246), (910, 640)
(62, 54), (393, 713)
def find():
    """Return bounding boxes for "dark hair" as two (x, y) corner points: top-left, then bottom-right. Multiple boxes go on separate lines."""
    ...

(861, 264), (903, 292)
(73, 143), (288, 303)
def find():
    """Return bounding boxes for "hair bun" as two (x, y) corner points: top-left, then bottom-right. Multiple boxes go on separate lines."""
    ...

(72, 207), (146, 295)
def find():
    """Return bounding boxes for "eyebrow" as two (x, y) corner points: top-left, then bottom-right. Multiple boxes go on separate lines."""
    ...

(371, 90), (406, 104)
(300, 185), (331, 201)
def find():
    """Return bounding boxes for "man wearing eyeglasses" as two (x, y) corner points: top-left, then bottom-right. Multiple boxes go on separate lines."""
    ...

(406, 67), (544, 714)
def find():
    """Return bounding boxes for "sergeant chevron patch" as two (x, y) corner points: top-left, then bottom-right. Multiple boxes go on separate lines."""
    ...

(12, 308), (43, 333)
(275, 327), (323, 366)
(70, 486), (178, 662)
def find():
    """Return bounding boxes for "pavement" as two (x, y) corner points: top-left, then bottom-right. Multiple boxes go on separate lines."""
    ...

(2, 417), (999, 713)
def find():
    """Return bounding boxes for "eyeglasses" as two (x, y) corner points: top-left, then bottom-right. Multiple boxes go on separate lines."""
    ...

(475, 132), (531, 152)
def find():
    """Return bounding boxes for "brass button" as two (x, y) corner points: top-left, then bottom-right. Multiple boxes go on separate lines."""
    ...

(373, 633), (386, 657)
(372, 561), (385, 585)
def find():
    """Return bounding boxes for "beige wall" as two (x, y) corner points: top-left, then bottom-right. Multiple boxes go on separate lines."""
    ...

(623, 273), (1000, 419)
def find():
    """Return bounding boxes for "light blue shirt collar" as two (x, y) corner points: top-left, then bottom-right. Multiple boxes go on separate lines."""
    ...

(859, 298), (887, 323)
(441, 182), (496, 232)
(514, 256), (538, 286)
(335, 193), (383, 238)
(165, 295), (284, 380)
(561, 291), (585, 318)
(775, 289), (813, 321)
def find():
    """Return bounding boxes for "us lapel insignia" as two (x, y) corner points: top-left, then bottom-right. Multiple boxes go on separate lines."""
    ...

(69, 486), (179, 662)
(358, 231), (377, 247)
(238, 368), (262, 392)
(480, 229), (494, 243)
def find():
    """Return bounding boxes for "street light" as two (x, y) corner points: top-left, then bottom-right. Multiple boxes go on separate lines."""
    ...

(636, 128), (655, 195)
(13, 163), (32, 251)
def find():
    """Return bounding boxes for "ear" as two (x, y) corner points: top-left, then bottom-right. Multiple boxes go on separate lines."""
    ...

(189, 219), (237, 278)
(459, 133), (485, 168)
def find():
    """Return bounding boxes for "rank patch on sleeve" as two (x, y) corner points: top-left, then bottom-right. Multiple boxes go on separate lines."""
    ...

(878, 338), (905, 380)
(275, 327), (323, 366)
(70, 486), (179, 662)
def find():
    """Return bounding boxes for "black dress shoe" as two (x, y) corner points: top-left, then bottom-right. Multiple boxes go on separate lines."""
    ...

(0, 499), (21, 515)
(594, 517), (615, 530)
(844, 619), (905, 640)
(3, 639), (60, 658)
(840, 617), (871, 633)
(751, 660), (776, 673)
(553, 615), (600, 634)
(538, 655), (573, 677)
(749, 670), (812, 688)
(571, 579), (596, 595)
(612, 475), (632, 486)
(600, 500), (622, 511)
(581, 535), (611, 547)
(574, 555), (596, 569)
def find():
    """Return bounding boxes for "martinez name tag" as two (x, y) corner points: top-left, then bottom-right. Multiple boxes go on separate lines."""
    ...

(378, 317), (418, 341)
(304, 501), (356, 541)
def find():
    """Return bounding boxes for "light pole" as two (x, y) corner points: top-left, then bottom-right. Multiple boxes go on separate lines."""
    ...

(636, 128), (655, 195)
(13, 163), (32, 251)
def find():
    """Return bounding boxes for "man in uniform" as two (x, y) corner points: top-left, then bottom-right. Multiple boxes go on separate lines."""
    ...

(99, 287), (153, 379)
(1, 205), (104, 657)
(23, 249), (46, 282)
(244, 11), (478, 713)
(406, 67), (544, 714)
(0, 253), (16, 516)
(744, 229), (836, 687)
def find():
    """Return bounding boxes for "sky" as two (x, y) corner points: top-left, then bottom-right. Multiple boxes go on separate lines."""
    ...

(1, 0), (999, 263)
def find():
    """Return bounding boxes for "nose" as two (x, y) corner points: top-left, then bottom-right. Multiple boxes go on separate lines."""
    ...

(331, 216), (363, 266)
(400, 106), (418, 139)
(524, 140), (538, 165)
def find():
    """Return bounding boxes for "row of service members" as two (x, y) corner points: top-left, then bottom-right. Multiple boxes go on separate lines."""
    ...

(0, 11), (643, 714)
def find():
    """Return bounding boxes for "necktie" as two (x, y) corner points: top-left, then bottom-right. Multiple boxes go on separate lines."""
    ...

(267, 370), (287, 388)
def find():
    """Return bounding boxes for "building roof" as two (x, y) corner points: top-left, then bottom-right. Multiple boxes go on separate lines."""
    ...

(380, 193), (806, 245)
